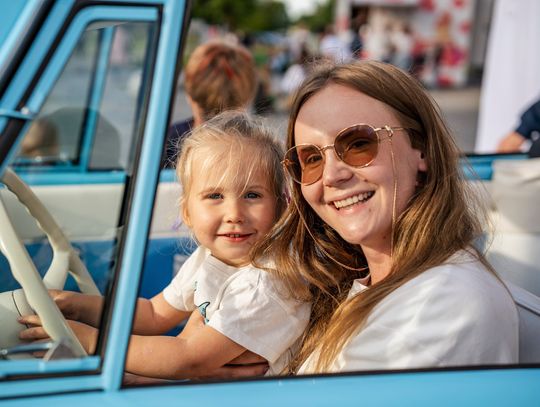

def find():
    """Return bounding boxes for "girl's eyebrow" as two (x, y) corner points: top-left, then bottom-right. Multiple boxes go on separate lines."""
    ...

(197, 186), (222, 196)
(244, 184), (271, 192)
(196, 184), (271, 196)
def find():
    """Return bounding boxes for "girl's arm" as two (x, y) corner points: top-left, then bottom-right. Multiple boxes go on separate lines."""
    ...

(51, 291), (189, 335)
(18, 314), (268, 380)
(131, 293), (191, 335)
(124, 324), (251, 379)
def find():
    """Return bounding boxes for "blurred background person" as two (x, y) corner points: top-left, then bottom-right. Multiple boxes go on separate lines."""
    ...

(319, 24), (351, 63)
(19, 118), (59, 160)
(390, 23), (414, 71)
(497, 98), (540, 156)
(349, 20), (364, 60)
(279, 45), (313, 108)
(165, 40), (257, 168)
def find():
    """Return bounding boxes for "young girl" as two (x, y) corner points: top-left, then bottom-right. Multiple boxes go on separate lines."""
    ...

(19, 111), (310, 379)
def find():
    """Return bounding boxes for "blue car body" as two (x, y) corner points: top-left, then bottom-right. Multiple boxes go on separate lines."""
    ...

(0, 1), (538, 405)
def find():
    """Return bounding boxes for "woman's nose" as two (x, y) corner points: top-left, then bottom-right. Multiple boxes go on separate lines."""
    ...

(321, 149), (353, 186)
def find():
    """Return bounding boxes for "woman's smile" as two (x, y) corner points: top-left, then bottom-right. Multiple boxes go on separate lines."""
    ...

(331, 190), (375, 210)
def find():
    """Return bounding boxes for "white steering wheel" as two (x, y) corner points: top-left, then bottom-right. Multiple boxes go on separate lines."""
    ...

(0, 169), (101, 358)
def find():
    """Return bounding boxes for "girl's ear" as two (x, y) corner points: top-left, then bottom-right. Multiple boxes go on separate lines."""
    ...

(182, 206), (192, 228)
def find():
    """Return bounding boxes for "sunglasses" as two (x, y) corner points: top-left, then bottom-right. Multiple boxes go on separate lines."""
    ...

(282, 124), (408, 185)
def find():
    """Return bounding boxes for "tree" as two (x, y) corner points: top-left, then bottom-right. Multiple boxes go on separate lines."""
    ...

(192, 0), (289, 33)
(295, 0), (335, 33)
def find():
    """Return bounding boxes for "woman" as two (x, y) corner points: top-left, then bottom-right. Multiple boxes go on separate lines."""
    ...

(254, 60), (518, 374)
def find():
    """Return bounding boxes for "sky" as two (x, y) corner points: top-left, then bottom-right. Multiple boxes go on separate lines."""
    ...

(280, 0), (327, 19)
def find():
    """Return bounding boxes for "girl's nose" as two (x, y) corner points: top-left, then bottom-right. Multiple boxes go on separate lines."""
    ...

(225, 200), (244, 223)
(321, 149), (353, 187)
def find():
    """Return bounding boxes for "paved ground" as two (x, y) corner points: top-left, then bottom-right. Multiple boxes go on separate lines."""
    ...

(429, 87), (480, 153)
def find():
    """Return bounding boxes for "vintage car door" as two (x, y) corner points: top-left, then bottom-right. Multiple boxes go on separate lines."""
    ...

(0, 0), (188, 398)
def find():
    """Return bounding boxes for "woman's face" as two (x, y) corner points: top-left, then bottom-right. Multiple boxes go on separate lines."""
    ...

(294, 83), (426, 254)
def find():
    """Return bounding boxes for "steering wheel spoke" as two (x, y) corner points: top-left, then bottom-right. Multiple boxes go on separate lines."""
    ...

(0, 168), (101, 357)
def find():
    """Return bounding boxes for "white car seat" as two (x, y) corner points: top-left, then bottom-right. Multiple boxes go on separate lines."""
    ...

(507, 282), (540, 363)
(487, 158), (540, 297)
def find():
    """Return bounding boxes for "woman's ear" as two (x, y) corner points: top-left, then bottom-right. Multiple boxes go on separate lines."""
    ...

(417, 151), (427, 172)
(415, 151), (428, 188)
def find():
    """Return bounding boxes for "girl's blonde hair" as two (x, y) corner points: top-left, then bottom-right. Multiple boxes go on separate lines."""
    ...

(184, 40), (257, 120)
(176, 111), (286, 220)
(252, 60), (491, 373)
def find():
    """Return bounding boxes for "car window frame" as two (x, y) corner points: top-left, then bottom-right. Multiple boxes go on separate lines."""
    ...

(0, 0), (187, 398)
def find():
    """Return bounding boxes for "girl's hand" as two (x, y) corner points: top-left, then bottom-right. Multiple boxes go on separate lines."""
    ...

(48, 290), (103, 327)
(18, 314), (98, 354)
(48, 289), (80, 320)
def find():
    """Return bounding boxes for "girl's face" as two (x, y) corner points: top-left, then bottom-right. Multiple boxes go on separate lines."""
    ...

(183, 158), (277, 267)
(294, 84), (426, 254)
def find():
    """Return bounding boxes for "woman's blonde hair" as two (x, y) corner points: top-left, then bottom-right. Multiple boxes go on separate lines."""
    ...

(184, 40), (257, 120)
(252, 60), (491, 373)
(176, 111), (286, 221)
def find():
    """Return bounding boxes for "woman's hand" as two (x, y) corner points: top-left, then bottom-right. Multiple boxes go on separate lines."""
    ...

(18, 314), (99, 354)
(228, 350), (268, 365)
(191, 361), (269, 380)
(191, 347), (269, 380)
(122, 372), (172, 386)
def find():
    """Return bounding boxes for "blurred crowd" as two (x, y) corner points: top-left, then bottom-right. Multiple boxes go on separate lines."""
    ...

(182, 16), (455, 117)
(249, 20), (420, 114)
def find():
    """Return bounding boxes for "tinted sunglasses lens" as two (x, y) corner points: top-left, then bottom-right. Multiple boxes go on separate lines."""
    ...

(284, 145), (324, 184)
(283, 147), (302, 183)
(336, 125), (378, 167)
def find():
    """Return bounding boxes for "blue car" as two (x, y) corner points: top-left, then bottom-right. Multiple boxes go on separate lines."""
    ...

(0, 1), (539, 405)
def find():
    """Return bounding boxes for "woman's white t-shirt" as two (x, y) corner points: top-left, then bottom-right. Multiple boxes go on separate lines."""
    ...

(163, 247), (310, 375)
(298, 250), (519, 374)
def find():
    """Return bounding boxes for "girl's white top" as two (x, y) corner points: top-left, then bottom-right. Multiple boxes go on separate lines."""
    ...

(298, 250), (519, 374)
(163, 247), (310, 375)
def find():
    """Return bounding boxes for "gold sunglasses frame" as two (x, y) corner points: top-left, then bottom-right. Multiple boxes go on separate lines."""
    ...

(282, 124), (408, 185)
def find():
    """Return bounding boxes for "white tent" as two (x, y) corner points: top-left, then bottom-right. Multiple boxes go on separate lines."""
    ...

(475, 0), (540, 153)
